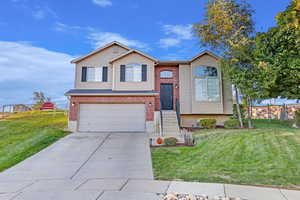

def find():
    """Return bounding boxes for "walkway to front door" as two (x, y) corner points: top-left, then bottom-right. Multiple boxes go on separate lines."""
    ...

(160, 83), (173, 110)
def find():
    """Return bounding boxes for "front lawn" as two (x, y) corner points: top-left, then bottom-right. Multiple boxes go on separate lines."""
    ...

(0, 111), (69, 172)
(151, 119), (300, 189)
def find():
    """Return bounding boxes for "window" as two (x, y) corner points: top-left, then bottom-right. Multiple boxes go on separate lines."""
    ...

(125, 63), (142, 82)
(194, 66), (220, 101)
(160, 71), (173, 78)
(86, 67), (103, 82)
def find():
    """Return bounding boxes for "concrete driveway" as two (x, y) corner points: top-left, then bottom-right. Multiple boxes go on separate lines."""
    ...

(0, 132), (153, 181)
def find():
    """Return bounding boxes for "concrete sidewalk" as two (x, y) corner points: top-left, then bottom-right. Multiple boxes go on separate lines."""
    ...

(0, 179), (299, 200)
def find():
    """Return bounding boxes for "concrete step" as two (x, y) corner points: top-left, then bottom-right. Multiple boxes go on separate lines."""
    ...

(161, 111), (180, 137)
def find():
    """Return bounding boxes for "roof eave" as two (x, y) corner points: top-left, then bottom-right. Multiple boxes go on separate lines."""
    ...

(109, 50), (158, 64)
(71, 41), (131, 64)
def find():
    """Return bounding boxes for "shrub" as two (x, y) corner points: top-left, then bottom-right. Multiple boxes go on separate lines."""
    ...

(164, 137), (178, 146)
(224, 119), (240, 129)
(199, 119), (217, 129)
(295, 109), (300, 126)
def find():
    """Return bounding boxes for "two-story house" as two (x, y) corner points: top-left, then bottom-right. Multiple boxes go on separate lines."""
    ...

(65, 41), (233, 133)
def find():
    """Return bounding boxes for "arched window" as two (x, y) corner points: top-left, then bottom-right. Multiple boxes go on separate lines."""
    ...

(160, 71), (173, 78)
(194, 66), (220, 101)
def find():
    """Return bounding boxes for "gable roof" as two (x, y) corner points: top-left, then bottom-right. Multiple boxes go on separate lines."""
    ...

(189, 50), (221, 62)
(157, 50), (221, 65)
(109, 49), (158, 63)
(71, 41), (131, 64)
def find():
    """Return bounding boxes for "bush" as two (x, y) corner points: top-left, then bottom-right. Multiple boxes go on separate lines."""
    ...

(295, 109), (300, 126)
(164, 137), (178, 146)
(224, 119), (240, 129)
(199, 119), (216, 129)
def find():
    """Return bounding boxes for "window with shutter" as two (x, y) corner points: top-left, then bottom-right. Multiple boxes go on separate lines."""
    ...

(85, 67), (105, 82)
(125, 63), (142, 82)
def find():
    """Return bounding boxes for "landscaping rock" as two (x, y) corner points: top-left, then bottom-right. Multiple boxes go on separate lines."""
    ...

(162, 194), (246, 200)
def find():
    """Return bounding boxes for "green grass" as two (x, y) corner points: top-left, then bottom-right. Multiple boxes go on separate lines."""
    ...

(0, 111), (69, 172)
(151, 119), (300, 189)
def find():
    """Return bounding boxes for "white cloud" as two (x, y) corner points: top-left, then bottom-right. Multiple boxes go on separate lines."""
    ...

(54, 22), (83, 32)
(88, 31), (149, 50)
(159, 24), (193, 48)
(163, 24), (193, 40)
(0, 41), (74, 105)
(158, 38), (181, 48)
(92, 0), (112, 7)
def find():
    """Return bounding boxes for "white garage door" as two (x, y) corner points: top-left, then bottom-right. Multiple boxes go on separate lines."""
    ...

(78, 104), (146, 132)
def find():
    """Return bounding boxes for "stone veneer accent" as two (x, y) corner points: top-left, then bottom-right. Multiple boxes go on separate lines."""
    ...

(250, 104), (300, 120)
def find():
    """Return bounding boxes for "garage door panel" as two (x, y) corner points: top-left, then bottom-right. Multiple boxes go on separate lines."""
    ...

(78, 104), (145, 132)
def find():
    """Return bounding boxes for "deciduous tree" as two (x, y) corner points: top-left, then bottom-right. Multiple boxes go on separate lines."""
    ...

(193, 0), (258, 128)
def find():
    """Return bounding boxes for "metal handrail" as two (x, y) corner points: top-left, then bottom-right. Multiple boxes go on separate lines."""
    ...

(159, 99), (163, 136)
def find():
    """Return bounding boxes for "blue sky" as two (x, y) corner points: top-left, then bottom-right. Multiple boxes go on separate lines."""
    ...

(0, 0), (291, 106)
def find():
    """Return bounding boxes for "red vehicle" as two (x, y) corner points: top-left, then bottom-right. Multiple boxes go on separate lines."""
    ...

(40, 102), (55, 110)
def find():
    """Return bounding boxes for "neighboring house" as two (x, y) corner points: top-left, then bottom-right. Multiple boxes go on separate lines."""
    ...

(40, 102), (55, 110)
(65, 41), (233, 133)
(2, 104), (31, 113)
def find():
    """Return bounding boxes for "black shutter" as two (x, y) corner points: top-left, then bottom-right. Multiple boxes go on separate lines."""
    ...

(120, 65), (126, 82)
(81, 67), (87, 82)
(142, 64), (147, 81)
(102, 67), (108, 82)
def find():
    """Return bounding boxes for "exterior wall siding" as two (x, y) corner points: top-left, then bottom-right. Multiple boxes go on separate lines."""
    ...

(75, 45), (129, 89)
(69, 96), (155, 121)
(190, 54), (224, 114)
(179, 54), (233, 115)
(154, 65), (179, 111)
(179, 64), (192, 114)
(181, 114), (232, 127)
(112, 52), (155, 91)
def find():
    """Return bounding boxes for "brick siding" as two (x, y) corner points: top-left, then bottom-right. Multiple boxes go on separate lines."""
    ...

(154, 65), (179, 111)
(69, 96), (156, 121)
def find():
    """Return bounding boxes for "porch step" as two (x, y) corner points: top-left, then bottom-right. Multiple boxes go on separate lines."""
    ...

(161, 110), (180, 136)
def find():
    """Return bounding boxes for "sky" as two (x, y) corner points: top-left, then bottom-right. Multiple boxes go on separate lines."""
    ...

(0, 0), (291, 106)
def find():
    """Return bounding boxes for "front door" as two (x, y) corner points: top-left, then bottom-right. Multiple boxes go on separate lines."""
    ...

(160, 83), (173, 110)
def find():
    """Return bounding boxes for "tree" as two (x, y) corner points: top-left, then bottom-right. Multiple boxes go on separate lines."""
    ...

(253, 0), (300, 100)
(193, 0), (258, 128)
(32, 92), (51, 110)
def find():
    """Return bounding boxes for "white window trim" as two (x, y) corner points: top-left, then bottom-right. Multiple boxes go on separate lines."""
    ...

(86, 66), (104, 82)
(160, 70), (173, 78)
(125, 63), (142, 82)
(194, 66), (221, 102)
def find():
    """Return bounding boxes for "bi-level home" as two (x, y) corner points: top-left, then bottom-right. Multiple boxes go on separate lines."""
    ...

(65, 41), (233, 133)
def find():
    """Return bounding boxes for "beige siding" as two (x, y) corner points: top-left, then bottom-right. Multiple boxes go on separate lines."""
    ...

(181, 114), (231, 127)
(191, 54), (223, 114)
(179, 64), (192, 114)
(75, 45), (129, 89)
(179, 54), (233, 115)
(112, 52), (155, 91)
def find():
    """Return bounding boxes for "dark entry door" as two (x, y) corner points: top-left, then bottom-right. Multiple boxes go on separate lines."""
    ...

(160, 83), (173, 110)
